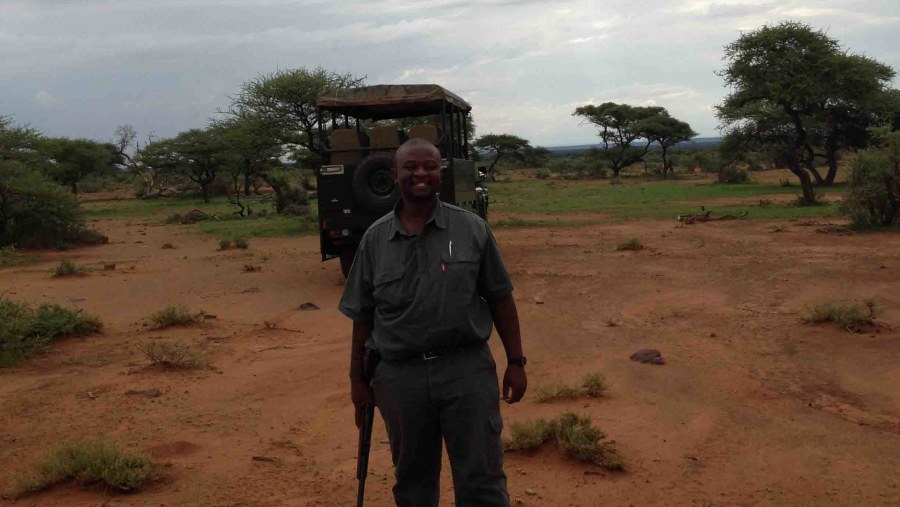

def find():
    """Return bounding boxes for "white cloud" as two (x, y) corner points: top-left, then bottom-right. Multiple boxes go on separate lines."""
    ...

(34, 90), (62, 107)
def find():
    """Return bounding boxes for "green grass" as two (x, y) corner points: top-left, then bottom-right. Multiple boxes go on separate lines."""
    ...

(505, 412), (624, 470)
(0, 299), (103, 367)
(803, 300), (876, 332)
(535, 372), (609, 402)
(147, 305), (202, 329)
(0, 246), (32, 268)
(487, 178), (845, 221)
(9, 441), (154, 497)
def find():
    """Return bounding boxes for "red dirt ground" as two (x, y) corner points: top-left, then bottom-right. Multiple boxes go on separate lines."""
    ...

(1, 212), (899, 506)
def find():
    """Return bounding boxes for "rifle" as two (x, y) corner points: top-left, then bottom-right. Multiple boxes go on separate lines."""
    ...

(356, 401), (376, 507)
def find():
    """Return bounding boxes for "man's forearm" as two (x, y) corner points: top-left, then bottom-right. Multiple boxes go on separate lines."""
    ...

(350, 319), (373, 382)
(490, 293), (523, 360)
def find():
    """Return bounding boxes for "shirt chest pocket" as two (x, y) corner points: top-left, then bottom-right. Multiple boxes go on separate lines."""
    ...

(441, 250), (480, 295)
(373, 267), (410, 312)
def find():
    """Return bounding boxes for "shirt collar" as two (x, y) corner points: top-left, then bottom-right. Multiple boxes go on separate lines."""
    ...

(388, 198), (448, 239)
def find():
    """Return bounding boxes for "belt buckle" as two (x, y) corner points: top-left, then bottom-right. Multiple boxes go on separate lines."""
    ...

(422, 350), (438, 361)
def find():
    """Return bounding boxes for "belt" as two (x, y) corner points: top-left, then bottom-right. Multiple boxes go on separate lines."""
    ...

(389, 340), (486, 362)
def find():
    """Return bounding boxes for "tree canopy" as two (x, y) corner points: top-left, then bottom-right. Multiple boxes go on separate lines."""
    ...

(473, 134), (531, 180)
(717, 21), (896, 203)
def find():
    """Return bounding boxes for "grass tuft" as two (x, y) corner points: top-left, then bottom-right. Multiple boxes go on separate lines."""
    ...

(803, 300), (876, 332)
(52, 260), (88, 277)
(0, 299), (102, 367)
(136, 341), (210, 369)
(0, 246), (32, 268)
(582, 372), (609, 398)
(616, 238), (643, 251)
(10, 440), (154, 497)
(147, 305), (203, 329)
(536, 372), (609, 402)
(505, 412), (624, 470)
(233, 237), (249, 249)
(218, 238), (232, 250)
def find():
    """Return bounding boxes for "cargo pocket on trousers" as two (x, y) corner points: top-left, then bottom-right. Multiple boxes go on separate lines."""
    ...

(487, 414), (505, 474)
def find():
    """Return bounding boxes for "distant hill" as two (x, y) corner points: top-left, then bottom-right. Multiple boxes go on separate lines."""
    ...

(546, 137), (722, 156)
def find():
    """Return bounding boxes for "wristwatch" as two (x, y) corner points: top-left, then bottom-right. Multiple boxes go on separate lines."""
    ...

(508, 356), (527, 367)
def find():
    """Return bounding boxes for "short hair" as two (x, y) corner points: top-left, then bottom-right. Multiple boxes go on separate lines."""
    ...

(396, 137), (440, 160)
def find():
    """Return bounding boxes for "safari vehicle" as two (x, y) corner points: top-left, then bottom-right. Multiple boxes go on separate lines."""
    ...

(315, 84), (488, 277)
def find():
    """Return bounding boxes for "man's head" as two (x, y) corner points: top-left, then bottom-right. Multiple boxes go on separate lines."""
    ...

(394, 138), (441, 204)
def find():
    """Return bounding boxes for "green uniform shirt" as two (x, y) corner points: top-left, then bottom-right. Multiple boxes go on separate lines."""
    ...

(339, 199), (513, 360)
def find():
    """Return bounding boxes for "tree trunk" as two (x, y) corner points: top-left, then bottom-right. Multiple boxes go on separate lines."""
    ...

(661, 146), (670, 179)
(201, 183), (210, 203)
(823, 135), (839, 186)
(611, 167), (623, 185)
(787, 159), (816, 204)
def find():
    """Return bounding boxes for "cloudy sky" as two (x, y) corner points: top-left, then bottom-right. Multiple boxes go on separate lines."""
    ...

(1, 0), (898, 147)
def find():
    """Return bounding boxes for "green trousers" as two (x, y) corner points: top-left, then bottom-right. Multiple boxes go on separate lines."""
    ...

(372, 343), (510, 507)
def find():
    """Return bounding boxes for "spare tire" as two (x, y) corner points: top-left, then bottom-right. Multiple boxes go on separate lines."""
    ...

(353, 153), (399, 214)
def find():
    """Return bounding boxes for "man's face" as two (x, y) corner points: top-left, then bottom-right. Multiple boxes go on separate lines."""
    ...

(394, 144), (441, 203)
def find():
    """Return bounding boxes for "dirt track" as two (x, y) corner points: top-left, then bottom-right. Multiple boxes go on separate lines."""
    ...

(1, 213), (899, 506)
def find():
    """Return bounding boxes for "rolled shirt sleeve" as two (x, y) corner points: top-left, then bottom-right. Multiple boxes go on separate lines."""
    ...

(477, 224), (514, 303)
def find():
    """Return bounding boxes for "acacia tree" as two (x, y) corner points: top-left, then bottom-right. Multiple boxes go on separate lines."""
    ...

(573, 103), (665, 183)
(213, 113), (284, 196)
(717, 21), (896, 203)
(473, 134), (530, 181)
(170, 128), (231, 203)
(643, 114), (696, 178)
(227, 67), (365, 159)
(37, 137), (119, 194)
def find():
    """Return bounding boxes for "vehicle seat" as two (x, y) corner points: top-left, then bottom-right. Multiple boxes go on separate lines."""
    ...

(370, 126), (404, 150)
(408, 125), (440, 145)
(330, 128), (368, 166)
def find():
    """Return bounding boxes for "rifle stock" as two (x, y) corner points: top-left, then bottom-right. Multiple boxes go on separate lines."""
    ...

(356, 401), (375, 507)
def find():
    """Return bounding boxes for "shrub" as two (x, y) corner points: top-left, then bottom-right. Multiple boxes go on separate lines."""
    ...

(616, 238), (643, 251)
(717, 165), (749, 184)
(0, 162), (105, 249)
(803, 300), (876, 332)
(10, 440), (153, 497)
(0, 299), (102, 367)
(52, 260), (87, 277)
(218, 238), (232, 250)
(841, 130), (900, 228)
(505, 412), (624, 470)
(243, 264), (261, 273)
(534, 384), (583, 403)
(535, 168), (551, 180)
(582, 373), (608, 398)
(137, 341), (209, 369)
(233, 237), (249, 249)
(0, 246), (31, 267)
(147, 305), (202, 329)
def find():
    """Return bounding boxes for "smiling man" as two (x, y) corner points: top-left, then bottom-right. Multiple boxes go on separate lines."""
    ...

(339, 137), (527, 506)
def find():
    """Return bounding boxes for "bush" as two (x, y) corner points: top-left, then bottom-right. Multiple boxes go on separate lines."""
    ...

(717, 165), (750, 184)
(234, 237), (249, 249)
(0, 162), (105, 249)
(10, 440), (154, 497)
(0, 246), (31, 267)
(52, 260), (87, 277)
(535, 372), (609, 402)
(137, 341), (209, 369)
(147, 305), (202, 329)
(535, 168), (551, 180)
(582, 373), (608, 398)
(803, 300), (876, 332)
(0, 299), (102, 367)
(505, 412), (624, 470)
(218, 238), (232, 250)
(841, 130), (900, 228)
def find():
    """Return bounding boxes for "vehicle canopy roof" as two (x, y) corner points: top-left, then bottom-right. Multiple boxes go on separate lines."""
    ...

(316, 84), (471, 120)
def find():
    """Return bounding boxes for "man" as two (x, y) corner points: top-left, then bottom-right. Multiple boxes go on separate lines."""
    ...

(339, 137), (527, 506)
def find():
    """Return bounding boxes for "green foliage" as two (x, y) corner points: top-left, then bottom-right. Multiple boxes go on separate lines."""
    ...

(803, 300), (876, 332)
(11, 440), (153, 497)
(505, 412), (624, 470)
(841, 129), (900, 227)
(717, 21), (896, 201)
(148, 305), (202, 329)
(233, 237), (249, 249)
(218, 238), (232, 250)
(547, 152), (607, 180)
(137, 341), (210, 369)
(535, 168), (551, 180)
(718, 166), (750, 184)
(642, 115), (697, 178)
(0, 299), (102, 367)
(582, 373), (609, 398)
(37, 137), (120, 194)
(616, 238), (643, 251)
(534, 384), (583, 403)
(52, 260), (88, 277)
(573, 103), (667, 181)
(473, 134), (532, 181)
(0, 246), (31, 267)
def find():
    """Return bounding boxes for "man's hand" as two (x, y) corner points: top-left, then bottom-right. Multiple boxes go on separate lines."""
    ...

(351, 379), (375, 428)
(502, 365), (527, 403)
